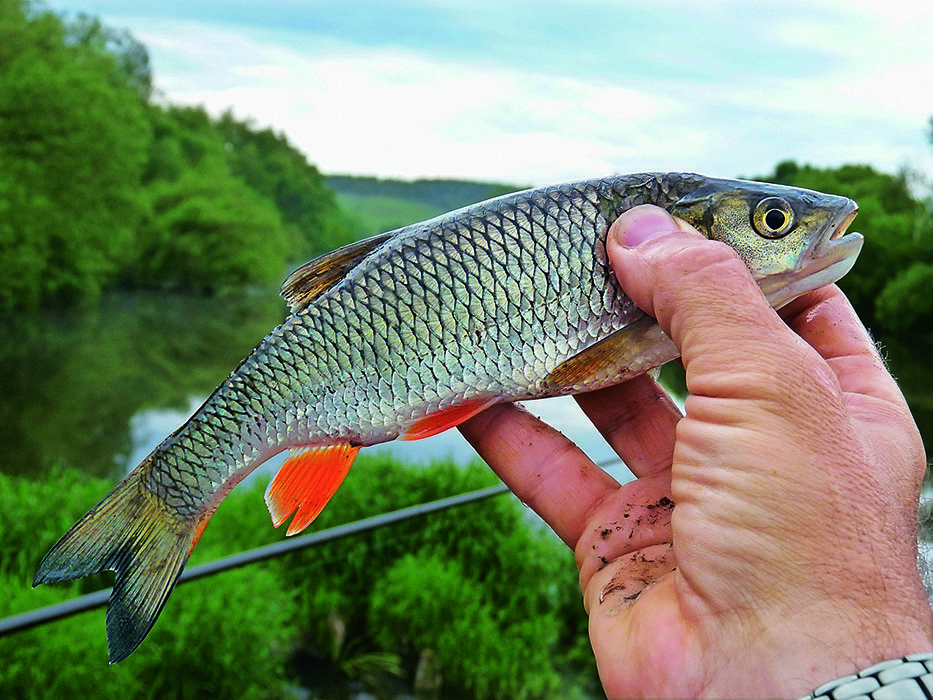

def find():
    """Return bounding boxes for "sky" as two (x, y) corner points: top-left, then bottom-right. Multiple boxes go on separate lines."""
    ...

(43, 0), (933, 188)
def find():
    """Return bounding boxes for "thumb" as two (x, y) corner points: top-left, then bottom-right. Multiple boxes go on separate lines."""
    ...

(606, 204), (803, 384)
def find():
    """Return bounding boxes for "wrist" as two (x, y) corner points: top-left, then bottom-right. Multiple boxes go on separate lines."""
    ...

(800, 653), (933, 700)
(701, 596), (933, 698)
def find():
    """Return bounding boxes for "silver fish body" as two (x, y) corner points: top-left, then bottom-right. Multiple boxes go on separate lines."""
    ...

(34, 172), (863, 662)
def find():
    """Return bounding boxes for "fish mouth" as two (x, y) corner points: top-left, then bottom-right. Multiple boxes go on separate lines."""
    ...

(831, 209), (858, 241)
(760, 200), (864, 309)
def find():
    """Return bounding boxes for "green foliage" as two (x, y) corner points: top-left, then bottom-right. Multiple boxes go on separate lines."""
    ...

(274, 456), (594, 698)
(129, 102), (362, 291)
(0, 469), (296, 698)
(369, 554), (563, 699)
(0, 6), (356, 309)
(0, 0), (151, 309)
(2, 457), (596, 698)
(62, 11), (153, 100)
(770, 160), (920, 214)
(876, 262), (933, 333)
(136, 165), (291, 291)
(216, 112), (357, 258)
(142, 104), (226, 184)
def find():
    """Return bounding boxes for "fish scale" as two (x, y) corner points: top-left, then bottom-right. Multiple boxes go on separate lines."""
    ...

(34, 172), (863, 662)
(145, 179), (635, 517)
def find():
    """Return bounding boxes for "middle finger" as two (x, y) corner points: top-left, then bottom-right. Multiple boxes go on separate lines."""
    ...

(574, 372), (682, 478)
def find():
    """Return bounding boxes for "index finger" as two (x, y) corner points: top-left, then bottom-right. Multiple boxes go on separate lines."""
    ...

(458, 402), (618, 547)
(780, 284), (909, 408)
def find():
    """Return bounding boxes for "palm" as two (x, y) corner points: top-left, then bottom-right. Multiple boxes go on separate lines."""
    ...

(587, 568), (700, 697)
(460, 285), (931, 698)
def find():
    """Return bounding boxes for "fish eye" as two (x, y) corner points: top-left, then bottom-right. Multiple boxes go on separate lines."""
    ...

(753, 197), (794, 238)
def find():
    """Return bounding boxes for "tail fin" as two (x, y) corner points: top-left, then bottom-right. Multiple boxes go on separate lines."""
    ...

(33, 468), (196, 663)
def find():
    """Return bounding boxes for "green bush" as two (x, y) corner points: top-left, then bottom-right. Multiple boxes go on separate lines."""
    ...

(369, 554), (563, 699)
(1, 456), (596, 698)
(876, 262), (933, 333)
(136, 165), (292, 292)
(272, 456), (595, 698)
(0, 470), (296, 698)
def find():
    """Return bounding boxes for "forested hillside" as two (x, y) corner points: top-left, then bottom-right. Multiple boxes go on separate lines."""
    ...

(326, 175), (523, 236)
(0, 0), (357, 310)
(326, 175), (521, 212)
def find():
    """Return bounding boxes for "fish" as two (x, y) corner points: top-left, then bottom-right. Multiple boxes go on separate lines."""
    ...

(33, 172), (863, 662)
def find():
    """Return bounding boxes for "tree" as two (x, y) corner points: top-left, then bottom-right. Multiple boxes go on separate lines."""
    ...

(142, 104), (225, 185)
(0, 0), (150, 309)
(215, 111), (357, 258)
(134, 105), (359, 289)
(875, 262), (933, 333)
(63, 12), (153, 100)
(135, 161), (291, 291)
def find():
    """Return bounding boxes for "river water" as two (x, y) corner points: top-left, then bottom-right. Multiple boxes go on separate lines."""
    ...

(0, 290), (631, 484)
(6, 289), (932, 489)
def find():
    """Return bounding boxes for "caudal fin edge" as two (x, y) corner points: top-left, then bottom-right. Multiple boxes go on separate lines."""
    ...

(33, 469), (196, 663)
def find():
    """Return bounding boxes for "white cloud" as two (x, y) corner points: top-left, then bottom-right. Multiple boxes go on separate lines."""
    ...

(138, 22), (693, 182)
(110, 4), (933, 184)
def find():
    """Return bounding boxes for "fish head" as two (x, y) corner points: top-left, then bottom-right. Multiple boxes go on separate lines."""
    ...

(671, 179), (863, 308)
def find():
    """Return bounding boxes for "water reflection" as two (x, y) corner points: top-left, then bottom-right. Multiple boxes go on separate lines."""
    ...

(2, 291), (633, 485)
(0, 291), (286, 479)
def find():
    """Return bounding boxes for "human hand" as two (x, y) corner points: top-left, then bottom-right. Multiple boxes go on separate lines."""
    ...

(459, 205), (933, 698)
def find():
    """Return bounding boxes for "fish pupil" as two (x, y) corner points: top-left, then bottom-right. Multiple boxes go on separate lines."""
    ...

(764, 209), (787, 231)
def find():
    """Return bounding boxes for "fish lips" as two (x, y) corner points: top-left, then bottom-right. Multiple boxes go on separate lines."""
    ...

(759, 199), (864, 309)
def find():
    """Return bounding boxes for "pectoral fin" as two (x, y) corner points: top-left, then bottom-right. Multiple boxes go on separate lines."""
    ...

(544, 316), (679, 392)
(264, 443), (360, 536)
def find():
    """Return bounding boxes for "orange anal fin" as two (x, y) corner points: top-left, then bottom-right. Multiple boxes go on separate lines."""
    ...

(400, 397), (499, 441)
(264, 443), (360, 536)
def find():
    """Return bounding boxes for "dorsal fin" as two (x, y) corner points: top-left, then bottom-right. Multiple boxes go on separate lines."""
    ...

(280, 232), (394, 312)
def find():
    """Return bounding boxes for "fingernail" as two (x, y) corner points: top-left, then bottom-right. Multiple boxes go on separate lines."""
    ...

(613, 206), (678, 248)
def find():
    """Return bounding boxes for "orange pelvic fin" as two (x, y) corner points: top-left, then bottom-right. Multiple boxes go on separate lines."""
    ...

(264, 443), (360, 536)
(399, 396), (499, 441)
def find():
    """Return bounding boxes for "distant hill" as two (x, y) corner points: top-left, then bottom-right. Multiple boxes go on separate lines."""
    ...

(326, 175), (525, 236)
(326, 175), (523, 211)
